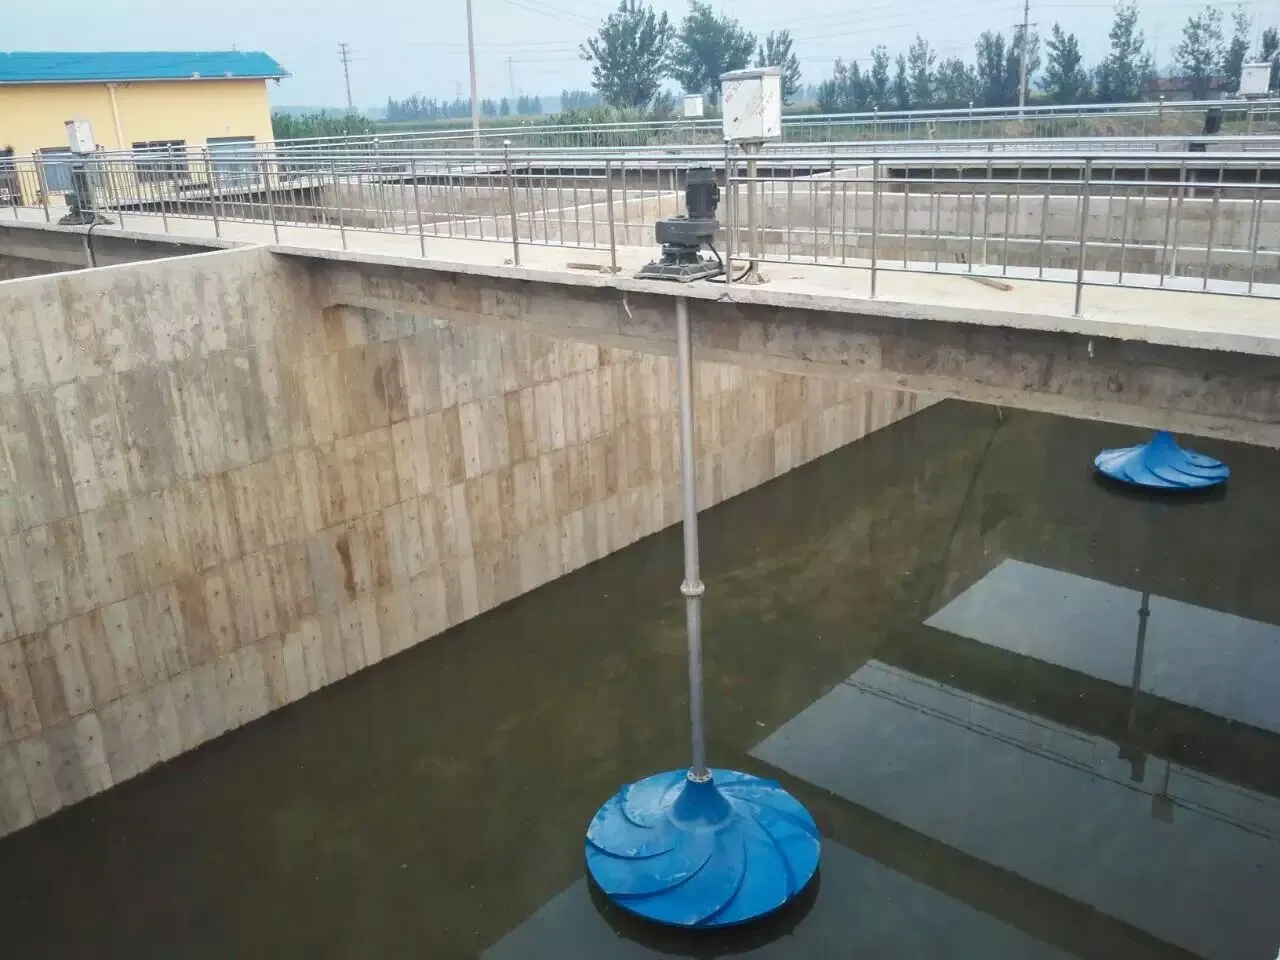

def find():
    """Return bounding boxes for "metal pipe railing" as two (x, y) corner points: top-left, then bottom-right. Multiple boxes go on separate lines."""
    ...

(259, 96), (1280, 154)
(3, 146), (1276, 313)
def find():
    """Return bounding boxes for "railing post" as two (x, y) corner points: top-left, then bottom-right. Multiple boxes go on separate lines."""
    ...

(103, 156), (124, 228)
(744, 140), (762, 282)
(605, 158), (618, 274)
(331, 159), (346, 250)
(35, 155), (51, 222)
(411, 157), (426, 258)
(870, 157), (880, 298)
(503, 140), (520, 266)
(1073, 158), (1092, 317)
(1164, 158), (1189, 285)
(261, 157), (279, 243)
(724, 141), (735, 289)
(205, 147), (220, 238)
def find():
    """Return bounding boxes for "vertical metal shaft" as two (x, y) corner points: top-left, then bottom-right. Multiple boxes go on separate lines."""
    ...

(675, 297), (708, 782)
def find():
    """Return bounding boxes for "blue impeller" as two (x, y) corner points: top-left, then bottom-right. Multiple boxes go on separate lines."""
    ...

(586, 769), (820, 928)
(1094, 430), (1229, 491)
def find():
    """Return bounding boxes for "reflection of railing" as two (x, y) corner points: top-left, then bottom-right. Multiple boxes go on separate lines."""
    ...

(849, 662), (1280, 840)
(3, 145), (1278, 311)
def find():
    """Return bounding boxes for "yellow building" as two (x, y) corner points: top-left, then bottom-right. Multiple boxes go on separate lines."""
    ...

(0, 50), (288, 197)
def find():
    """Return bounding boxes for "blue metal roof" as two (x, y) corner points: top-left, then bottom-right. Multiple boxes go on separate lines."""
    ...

(0, 51), (288, 84)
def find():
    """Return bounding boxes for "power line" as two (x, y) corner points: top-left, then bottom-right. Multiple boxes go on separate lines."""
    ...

(500, 0), (598, 28)
(337, 41), (353, 109)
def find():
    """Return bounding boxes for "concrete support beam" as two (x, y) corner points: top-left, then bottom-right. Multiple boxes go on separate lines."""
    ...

(0, 221), (224, 271)
(309, 252), (1280, 447)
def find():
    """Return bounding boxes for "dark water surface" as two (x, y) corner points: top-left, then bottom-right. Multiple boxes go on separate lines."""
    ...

(3, 401), (1280, 960)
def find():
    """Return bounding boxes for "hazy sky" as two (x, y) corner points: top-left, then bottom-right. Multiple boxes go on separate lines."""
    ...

(8, 0), (1279, 107)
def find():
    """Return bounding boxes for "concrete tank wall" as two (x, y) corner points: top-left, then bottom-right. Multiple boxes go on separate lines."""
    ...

(0, 246), (929, 837)
(0, 255), (67, 281)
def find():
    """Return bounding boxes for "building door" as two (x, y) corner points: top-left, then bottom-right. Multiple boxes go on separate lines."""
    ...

(207, 136), (257, 184)
(37, 148), (74, 194)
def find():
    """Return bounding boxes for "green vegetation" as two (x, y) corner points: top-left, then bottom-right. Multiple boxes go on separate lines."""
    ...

(580, 0), (674, 109)
(270, 110), (377, 140)
(364, 0), (1280, 138)
(756, 31), (801, 105)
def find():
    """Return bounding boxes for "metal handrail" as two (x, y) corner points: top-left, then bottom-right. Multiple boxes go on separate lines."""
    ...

(76, 135), (1280, 169)
(2, 144), (1276, 313)
(262, 96), (1280, 151)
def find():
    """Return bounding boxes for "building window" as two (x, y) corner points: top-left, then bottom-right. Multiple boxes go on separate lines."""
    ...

(37, 147), (74, 193)
(0, 147), (18, 205)
(132, 140), (189, 183)
(206, 136), (257, 184)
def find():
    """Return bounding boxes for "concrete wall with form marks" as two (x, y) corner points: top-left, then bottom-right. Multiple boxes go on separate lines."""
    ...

(0, 246), (930, 837)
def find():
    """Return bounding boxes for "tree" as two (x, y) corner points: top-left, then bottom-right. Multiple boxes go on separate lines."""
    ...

(1223, 8), (1252, 91)
(651, 90), (679, 118)
(670, 1), (756, 105)
(1039, 23), (1091, 103)
(580, 0), (674, 109)
(1007, 25), (1041, 104)
(934, 57), (978, 107)
(1262, 27), (1280, 92)
(1094, 3), (1154, 102)
(893, 54), (911, 110)
(499, 97), (511, 117)
(869, 46), (891, 109)
(756, 30), (802, 104)
(481, 98), (499, 117)
(976, 31), (1012, 106)
(816, 59), (868, 113)
(515, 95), (544, 115)
(908, 36), (936, 107)
(1176, 6), (1225, 100)
(560, 89), (602, 110)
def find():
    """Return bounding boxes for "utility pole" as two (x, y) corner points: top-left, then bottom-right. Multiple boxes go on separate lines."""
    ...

(338, 42), (354, 111)
(1017, 0), (1031, 115)
(466, 0), (480, 147)
(508, 56), (517, 102)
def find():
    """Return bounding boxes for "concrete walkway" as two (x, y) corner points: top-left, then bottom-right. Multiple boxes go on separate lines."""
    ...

(5, 204), (1280, 361)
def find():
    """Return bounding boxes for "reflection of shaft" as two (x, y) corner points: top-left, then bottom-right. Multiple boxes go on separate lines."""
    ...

(1126, 591), (1151, 735)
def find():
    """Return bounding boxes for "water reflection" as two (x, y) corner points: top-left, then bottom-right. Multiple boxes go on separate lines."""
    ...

(753, 659), (1280, 960)
(927, 559), (1280, 736)
(2, 403), (1280, 959)
(485, 846), (1075, 959)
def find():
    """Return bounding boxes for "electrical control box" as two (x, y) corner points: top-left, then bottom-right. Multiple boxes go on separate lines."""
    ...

(1240, 62), (1274, 97)
(65, 119), (96, 155)
(720, 66), (782, 143)
(683, 94), (705, 119)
